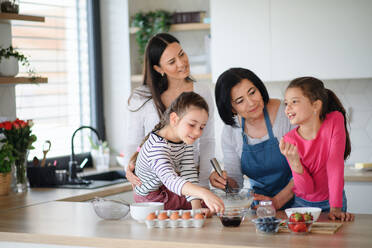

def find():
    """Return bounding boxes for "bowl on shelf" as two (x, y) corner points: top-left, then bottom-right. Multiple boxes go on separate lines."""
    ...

(211, 188), (254, 209)
(217, 207), (248, 227)
(252, 217), (281, 234)
(130, 202), (164, 223)
(287, 220), (314, 234)
(91, 197), (130, 220)
(285, 207), (321, 222)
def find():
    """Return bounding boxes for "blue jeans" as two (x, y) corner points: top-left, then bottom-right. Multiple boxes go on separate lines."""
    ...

(291, 191), (347, 212)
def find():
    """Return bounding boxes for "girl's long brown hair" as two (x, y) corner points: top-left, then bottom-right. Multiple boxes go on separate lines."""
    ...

(129, 91), (209, 166)
(287, 77), (351, 160)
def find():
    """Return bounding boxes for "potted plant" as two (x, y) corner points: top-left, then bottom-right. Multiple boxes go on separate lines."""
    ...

(131, 10), (172, 64)
(1, 0), (19, 14)
(0, 119), (37, 193)
(0, 142), (15, 195)
(0, 46), (34, 77)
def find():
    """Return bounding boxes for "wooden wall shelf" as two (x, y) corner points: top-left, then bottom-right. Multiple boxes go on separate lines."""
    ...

(0, 77), (48, 84)
(131, 73), (211, 83)
(0, 13), (45, 22)
(130, 23), (210, 34)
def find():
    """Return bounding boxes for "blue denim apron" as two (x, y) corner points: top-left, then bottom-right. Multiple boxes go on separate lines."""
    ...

(241, 107), (293, 209)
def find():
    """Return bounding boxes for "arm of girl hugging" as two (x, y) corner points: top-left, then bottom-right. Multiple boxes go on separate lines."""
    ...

(326, 112), (346, 208)
(179, 145), (201, 202)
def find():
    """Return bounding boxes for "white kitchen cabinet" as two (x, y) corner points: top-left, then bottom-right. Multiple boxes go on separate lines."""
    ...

(211, 0), (372, 82)
(345, 181), (372, 214)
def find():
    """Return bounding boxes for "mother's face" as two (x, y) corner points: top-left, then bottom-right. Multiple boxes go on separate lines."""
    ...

(230, 79), (264, 120)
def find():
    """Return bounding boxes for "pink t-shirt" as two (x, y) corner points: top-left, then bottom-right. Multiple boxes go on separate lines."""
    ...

(283, 111), (346, 208)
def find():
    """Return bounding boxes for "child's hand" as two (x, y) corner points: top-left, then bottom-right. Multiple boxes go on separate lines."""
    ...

(279, 138), (303, 174)
(126, 162), (141, 187)
(329, 208), (355, 221)
(201, 189), (225, 214)
(199, 208), (213, 218)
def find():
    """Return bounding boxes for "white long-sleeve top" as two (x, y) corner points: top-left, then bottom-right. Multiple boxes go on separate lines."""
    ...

(124, 82), (215, 187)
(221, 101), (295, 187)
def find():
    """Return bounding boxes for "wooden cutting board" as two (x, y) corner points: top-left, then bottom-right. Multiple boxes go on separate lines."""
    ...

(279, 222), (343, 234)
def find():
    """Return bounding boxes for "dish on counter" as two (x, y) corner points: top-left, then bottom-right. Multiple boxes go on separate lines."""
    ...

(130, 202), (164, 222)
(217, 207), (248, 227)
(285, 207), (321, 222)
(252, 217), (281, 234)
(211, 188), (254, 209)
(145, 209), (205, 228)
(91, 197), (130, 220)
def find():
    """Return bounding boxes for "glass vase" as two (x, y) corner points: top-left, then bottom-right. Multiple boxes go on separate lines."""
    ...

(11, 151), (29, 193)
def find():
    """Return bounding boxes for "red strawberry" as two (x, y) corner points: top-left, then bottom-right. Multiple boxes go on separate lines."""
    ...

(289, 212), (304, 222)
(303, 212), (313, 221)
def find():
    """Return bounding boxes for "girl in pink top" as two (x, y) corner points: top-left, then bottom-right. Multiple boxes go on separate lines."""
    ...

(279, 77), (354, 221)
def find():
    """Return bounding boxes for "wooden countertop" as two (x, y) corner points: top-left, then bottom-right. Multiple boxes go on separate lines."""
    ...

(0, 182), (132, 211)
(0, 201), (371, 248)
(344, 168), (372, 182)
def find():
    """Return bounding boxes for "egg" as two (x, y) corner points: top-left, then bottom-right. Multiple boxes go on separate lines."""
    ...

(158, 212), (169, 220)
(194, 213), (204, 219)
(170, 212), (180, 220)
(146, 212), (157, 220)
(182, 212), (191, 220)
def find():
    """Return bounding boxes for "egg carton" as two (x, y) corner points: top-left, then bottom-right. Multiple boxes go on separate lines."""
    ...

(145, 209), (206, 228)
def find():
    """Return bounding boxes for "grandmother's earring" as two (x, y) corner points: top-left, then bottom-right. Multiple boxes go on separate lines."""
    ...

(161, 72), (164, 77)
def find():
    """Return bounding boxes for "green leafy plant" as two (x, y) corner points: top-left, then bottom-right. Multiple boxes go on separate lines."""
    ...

(0, 143), (15, 174)
(131, 10), (173, 63)
(0, 46), (37, 79)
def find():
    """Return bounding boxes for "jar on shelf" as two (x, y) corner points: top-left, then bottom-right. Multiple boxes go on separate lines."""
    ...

(256, 200), (276, 218)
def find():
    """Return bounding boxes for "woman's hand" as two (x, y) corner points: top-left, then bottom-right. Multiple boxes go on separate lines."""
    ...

(125, 162), (141, 187)
(279, 138), (303, 174)
(329, 208), (355, 221)
(209, 171), (238, 189)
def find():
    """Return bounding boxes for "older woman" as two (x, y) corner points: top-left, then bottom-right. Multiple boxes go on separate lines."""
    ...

(210, 68), (294, 209)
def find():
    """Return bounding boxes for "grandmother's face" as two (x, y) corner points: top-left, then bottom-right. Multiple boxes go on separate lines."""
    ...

(230, 79), (264, 120)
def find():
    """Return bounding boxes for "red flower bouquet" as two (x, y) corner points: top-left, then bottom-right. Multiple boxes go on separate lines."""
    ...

(0, 119), (37, 192)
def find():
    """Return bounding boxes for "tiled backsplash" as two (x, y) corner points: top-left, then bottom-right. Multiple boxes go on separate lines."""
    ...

(266, 78), (372, 166)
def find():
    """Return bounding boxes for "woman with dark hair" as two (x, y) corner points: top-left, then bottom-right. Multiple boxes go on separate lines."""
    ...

(210, 68), (295, 210)
(125, 33), (215, 187)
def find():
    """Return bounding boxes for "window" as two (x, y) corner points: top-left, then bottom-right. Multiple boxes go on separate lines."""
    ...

(14, 0), (91, 159)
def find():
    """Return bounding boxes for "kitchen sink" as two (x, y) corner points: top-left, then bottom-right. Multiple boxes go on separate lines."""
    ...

(57, 170), (128, 189)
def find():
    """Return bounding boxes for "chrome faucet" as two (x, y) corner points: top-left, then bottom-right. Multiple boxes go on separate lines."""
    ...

(68, 125), (101, 184)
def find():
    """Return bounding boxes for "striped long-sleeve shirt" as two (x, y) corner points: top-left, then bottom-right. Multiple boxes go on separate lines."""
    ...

(134, 132), (199, 201)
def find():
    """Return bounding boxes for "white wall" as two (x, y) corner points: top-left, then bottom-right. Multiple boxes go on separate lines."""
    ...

(100, 0), (131, 164)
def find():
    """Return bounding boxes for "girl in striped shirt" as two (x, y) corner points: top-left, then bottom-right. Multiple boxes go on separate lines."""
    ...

(130, 92), (224, 213)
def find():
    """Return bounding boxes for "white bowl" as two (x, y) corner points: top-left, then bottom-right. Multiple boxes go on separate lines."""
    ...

(130, 202), (164, 222)
(285, 207), (322, 222)
(116, 156), (125, 167)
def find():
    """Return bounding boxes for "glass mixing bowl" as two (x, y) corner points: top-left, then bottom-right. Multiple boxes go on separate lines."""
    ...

(212, 188), (254, 209)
